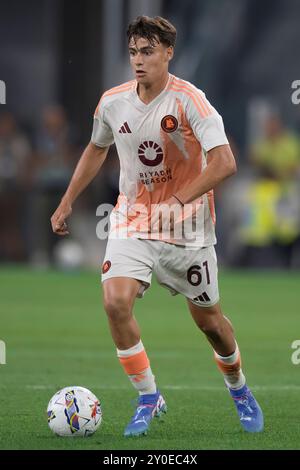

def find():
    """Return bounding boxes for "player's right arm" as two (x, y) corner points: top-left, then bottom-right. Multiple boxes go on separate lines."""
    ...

(51, 142), (109, 235)
(51, 92), (115, 235)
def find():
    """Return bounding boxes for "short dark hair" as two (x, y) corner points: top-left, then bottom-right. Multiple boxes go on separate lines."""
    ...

(127, 16), (177, 48)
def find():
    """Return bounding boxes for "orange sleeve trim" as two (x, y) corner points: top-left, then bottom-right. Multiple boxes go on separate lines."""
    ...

(94, 82), (135, 117)
(170, 85), (207, 118)
(105, 80), (135, 94)
(172, 77), (212, 115)
(170, 79), (212, 118)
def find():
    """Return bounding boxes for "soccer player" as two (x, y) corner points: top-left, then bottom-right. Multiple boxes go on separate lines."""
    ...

(51, 16), (264, 437)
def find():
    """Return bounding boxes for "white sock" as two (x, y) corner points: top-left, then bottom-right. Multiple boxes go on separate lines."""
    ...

(214, 343), (246, 390)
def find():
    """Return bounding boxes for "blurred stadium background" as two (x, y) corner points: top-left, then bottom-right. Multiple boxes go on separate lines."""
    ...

(1, 0), (300, 269)
(1, 0), (300, 450)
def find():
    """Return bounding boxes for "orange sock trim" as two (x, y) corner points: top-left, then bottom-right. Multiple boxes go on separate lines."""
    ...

(214, 352), (242, 375)
(119, 350), (150, 375)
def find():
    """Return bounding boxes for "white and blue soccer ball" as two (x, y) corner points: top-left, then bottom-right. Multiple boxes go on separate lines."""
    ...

(47, 386), (102, 437)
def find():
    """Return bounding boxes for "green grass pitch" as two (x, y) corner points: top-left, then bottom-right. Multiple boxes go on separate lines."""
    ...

(0, 266), (299, 450)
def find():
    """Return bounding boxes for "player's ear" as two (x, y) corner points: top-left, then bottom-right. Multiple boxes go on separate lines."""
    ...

(167, 46), (174, 61)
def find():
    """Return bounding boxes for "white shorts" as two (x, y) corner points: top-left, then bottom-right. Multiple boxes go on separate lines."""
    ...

(101, 238), (219, 307)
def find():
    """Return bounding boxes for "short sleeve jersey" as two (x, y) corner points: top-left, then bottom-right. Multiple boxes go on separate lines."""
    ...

(92, 74), (229, 247)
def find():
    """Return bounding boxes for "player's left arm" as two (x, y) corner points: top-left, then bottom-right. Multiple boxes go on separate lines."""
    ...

(174, 143), (237, 205)
(171, 88), (236, 205)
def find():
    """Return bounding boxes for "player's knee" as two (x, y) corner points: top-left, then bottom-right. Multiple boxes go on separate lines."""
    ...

(103, 293), (132, 322)
(199, 320), (225, 340)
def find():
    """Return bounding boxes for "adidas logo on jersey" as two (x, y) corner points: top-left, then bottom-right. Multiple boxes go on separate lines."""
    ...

(118, 122), (132, 134)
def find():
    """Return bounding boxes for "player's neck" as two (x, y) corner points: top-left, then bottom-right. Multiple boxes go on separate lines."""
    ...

(137, 72), (169, 105)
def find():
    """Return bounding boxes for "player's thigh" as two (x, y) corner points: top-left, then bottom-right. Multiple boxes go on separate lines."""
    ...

(101, 238), (156, 315)
(102, 277), (142, 316)
(156, 244), (219, 308)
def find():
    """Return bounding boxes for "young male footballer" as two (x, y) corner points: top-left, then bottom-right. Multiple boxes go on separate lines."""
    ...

(51, 16), (264, 437)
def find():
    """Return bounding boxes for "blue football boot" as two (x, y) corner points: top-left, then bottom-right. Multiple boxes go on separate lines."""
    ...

(229, 384), (264, 432)
(124, 390), (167, 437)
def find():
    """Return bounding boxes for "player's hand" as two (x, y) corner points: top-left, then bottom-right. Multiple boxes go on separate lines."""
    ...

(51, 199), (72, 236)
(149, 196), (182, 233)
(149, 196), (200, 236)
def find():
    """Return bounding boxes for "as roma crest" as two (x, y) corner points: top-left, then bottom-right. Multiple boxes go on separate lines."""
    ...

(161, 115), (178, 133)
(102, 260), (111, 274)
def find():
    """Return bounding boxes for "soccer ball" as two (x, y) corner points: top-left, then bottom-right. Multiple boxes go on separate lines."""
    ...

(47, 386), (102, 437)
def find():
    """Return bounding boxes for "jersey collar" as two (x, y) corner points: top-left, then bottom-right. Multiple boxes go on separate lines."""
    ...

(132, 73), (174, 111)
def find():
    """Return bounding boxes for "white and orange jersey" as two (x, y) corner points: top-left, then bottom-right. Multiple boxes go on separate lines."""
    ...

(91, 74), (229, 247)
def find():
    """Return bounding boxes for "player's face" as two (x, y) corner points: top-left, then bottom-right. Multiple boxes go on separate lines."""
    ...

(128, 36), (173, 85)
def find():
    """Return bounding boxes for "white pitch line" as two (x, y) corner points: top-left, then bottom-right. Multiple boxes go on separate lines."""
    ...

(162, 385), (300, 391)
(23, 384), (300, 391)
